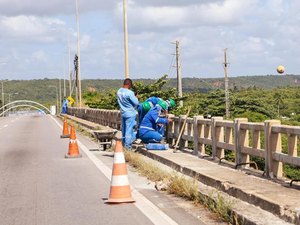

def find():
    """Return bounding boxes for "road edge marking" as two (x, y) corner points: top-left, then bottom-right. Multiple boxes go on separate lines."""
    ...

(50, 115), (178, 225)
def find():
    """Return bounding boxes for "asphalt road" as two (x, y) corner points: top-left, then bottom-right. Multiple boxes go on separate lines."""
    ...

(0, 114), (208, 225)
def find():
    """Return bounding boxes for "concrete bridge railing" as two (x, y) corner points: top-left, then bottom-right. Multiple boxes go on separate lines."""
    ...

(67, 107), (300, 179)
(67, 107), (121, 130)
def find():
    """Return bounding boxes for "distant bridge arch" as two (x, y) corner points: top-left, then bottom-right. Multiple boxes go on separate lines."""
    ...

(0, 105), (48, 117)
(0, 100), (51, 117)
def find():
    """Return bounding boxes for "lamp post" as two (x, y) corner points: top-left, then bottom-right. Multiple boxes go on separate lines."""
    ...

(223, 48), (230, 119)
(1, 80), (9, 117)
(3, 92), (18, 116)
(75, 0), (82, 107)
(49, 85), (59, 114)
(123, 0), (129, 78)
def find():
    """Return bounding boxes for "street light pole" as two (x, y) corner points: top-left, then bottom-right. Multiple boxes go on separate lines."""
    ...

(223, 48), (230, 119)
(59, 79), (62, 110)
(175, 40), (183, 107)
(75, 0), (82, 107)
(49, 86), (59, 115)
(7, 92), (18, 116)
(123, 0), (129, 78)
(1, 82), (4, 117)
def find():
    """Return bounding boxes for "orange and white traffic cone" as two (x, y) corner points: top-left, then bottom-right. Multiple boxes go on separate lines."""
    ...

(65, 125), (82, 158)
(60, 117), (70, 138)
(106, 140), (135, 203)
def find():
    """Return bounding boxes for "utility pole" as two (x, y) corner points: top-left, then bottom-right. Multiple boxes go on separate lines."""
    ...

(59, 79), (62, 110)
(123, 0), (129, 78)
(175, 40), (183, 107)
(67, 29), (72, 97)
(75, 0), (82, 107)
(1, 82), (4, 117)
(74, 55), (79, 105)
(223, 48), (230, 119)
(63, 54), (66, 98)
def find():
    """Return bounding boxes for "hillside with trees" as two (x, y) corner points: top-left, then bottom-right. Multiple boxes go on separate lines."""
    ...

(2, 74), (300, 108)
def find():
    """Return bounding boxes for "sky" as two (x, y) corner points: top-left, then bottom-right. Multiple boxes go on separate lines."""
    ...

(0, 0), (300, 80)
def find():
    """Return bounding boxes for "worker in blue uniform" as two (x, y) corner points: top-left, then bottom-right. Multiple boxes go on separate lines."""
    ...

(61, 97), (68, 114)
(139, 100), (172, 144)
(137, 96), (162, 128)
(117, 78), (139, 150)
(137, 97), (176, 128)
(166, 98), (176, 111)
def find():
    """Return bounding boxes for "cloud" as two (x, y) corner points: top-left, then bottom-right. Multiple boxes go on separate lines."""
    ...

(32, 50), (48, 63)
(112, 0), (259, 33)
(0, 0), (300, 79)
(0, 0), (117, 16)
(0, 15), (66, 43)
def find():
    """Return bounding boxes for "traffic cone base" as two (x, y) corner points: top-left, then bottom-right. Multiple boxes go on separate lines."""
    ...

(61, 134), (70, 138)
(105, 140), (135, 204)
(106, 185), (134, 203)
(65, 126), (82, 158)
(65, 153), (82, 158)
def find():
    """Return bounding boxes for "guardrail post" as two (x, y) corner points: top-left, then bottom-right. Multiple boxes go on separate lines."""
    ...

(179, 114), (187, 150)
(193, 116), (204, 156)
(288, 134), (297, 157)
(212, 117), (223, 159)
(252, 128), (261, 149)
(166, 114), (175, 145)
(173, 116), (179, 142)
(234, 118), (248, 166)
(264, 120), (281, 178)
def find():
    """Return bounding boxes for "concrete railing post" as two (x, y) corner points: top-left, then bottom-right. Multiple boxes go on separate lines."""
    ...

(234, 118), (248, 165)
(288, 134), (297, 157)
(193, 116), (204, 156)
(167, 114), (175, 145)
(252, 129), (261, 149)
(179, 114), (187, 150)
(264, 120), (282, 178)
(212, 117), (223, 159)
(173, 117), (180, 144)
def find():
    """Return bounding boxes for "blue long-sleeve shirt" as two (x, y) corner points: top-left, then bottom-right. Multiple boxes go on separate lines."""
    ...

(145, 96), (162, 107)
(117, 87), (139, 118)
(139, 105), (168, 135)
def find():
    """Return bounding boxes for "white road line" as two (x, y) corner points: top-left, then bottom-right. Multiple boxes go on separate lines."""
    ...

(50, 116), (178, 225)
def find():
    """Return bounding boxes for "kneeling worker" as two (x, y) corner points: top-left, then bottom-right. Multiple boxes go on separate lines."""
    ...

(139, 100), (172, 144)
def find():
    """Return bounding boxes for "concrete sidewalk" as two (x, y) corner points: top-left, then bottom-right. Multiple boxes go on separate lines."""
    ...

(135, 146), (300, 224)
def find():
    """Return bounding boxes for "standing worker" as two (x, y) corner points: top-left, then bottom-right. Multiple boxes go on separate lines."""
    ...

(117, 78), (139, 150)
(61, 97), (69, 114)
(139, 100), (171, 144)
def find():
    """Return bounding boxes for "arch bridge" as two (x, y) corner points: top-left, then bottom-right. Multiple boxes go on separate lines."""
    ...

(0, 100), (51, 117)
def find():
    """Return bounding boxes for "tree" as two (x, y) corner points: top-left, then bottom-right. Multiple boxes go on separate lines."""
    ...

(273, 92), (284, 117)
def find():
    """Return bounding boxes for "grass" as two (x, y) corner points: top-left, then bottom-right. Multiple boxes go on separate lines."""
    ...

(124, 150), (235, 224)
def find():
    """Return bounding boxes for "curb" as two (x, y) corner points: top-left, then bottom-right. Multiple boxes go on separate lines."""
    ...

(136, 146), (299, 224)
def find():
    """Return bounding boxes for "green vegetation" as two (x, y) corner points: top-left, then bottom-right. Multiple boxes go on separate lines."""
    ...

(2, 74), (300, 109)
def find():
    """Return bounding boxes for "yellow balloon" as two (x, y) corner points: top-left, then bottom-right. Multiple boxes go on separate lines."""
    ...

(277, 65), (285, 74)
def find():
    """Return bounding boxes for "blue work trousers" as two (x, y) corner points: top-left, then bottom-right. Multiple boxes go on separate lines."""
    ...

(121, 115), (136, 149)
(136, 104), (146, 138)
(139, 130), (163, 144)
